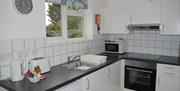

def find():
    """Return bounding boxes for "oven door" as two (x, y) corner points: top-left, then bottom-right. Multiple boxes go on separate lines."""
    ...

(125, 66), (156, 91)
(105, 43), (119, 52)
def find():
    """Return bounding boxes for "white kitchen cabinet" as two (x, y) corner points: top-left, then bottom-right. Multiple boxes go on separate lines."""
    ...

(55, 80), (82, 91)
(101, 0), (130, 34)
(156, 64), (180, 91)
(129, 0), (161, 24)
(160, 0), (180, 35)
(82, 67), (107, 91)
(82, 61), (122, 91)
(106, 61), (121, 91)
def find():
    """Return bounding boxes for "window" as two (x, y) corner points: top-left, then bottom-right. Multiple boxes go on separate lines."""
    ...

(67, 15), (84, 38)
(45, 2), (62, 37)
(45, 1), (86, 39)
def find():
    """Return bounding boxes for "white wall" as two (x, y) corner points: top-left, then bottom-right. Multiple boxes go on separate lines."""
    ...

(0, 0), (46, 39)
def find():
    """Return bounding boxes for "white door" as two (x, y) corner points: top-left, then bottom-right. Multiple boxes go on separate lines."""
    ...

(129, 0), (161, 24)
(82, 67), (107, 91)
(156, 75), (180, 91)
(160, 0), (180, 35)
(107, 61), (121, 91)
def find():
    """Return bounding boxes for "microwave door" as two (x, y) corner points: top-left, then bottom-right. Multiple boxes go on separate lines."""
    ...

(105, 44), (119, 52)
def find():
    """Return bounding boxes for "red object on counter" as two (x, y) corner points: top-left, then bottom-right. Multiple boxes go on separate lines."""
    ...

(40, 75), (46, 80)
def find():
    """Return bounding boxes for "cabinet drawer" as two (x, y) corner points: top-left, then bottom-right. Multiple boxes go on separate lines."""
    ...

(158, 70), (180, 77)
(157, 64), (180, 72)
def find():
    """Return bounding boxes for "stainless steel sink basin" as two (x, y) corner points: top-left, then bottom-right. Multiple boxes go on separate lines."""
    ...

(62, 61), (98, 70)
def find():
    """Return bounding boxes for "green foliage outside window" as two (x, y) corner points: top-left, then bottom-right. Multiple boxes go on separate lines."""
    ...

(68, 16), (84, 38)
(46, 3), (62, 37)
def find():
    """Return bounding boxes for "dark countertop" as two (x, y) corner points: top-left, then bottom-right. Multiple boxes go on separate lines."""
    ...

(0, 52), (179, 91)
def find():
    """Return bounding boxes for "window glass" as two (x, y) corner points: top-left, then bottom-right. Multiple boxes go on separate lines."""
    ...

(45, 2), (62, 37)
(67, 16), (84, 38)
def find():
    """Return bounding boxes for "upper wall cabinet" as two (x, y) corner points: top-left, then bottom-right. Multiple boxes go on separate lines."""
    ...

(160, 0), (180, 35)
(101, 0), (130, 34)
(129, 0), (161, 24)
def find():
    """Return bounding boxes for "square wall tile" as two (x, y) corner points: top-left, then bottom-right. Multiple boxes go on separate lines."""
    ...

(0, 65), (11, 80)
(68, 43), (74, 53)
(163, 41), (171, 49)
(12, 39), (24, 51)
(171, 49), (179, 57)
(24, 38), (35, 50)
(53, 46), (60, 56)
(74, 43), (79, 51)
(53, 56), (60, 66)
(48, 56), (54, 67)
(61, 54), (67, 64)
(45, 47), (53, 57)
(36, 48), (45, 57)
(162, 48), (171, 56)
(60, 45), (67, 55)
(171, 41), (180, 49)
(35, 38), (45, 48)
(0, 39), (12, 53)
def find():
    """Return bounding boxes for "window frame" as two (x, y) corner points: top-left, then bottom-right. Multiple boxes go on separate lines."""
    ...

(47, 5), (87, 42)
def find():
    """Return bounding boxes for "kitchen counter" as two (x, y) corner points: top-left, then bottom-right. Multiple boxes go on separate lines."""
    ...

(0, 52), (179, 91)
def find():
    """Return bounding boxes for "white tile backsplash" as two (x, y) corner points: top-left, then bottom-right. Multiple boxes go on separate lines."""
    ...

(103, 30), (180, 57)
(0, 37), (105, 80)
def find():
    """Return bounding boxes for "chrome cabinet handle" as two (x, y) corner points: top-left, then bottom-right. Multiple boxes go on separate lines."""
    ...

(20, 63), (23, 75)
(86, 79), (90, 90)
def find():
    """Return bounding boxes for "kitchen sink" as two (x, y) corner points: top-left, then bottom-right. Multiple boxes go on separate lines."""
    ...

(62, 61), (98, 70)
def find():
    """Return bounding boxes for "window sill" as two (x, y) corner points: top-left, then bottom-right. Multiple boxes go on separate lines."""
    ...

(46, 37), (90, 46)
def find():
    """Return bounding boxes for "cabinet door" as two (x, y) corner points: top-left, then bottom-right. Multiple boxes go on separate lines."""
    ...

(107, 61), (121, 91)
(55, 80), (82, 91)
(156, 75), (180, 91)
(129, 0), (161, 24)
(160, 0), (180, 35)
(101, 0), (130, 34)
(82, 67), (107, 91)
(102, 9), (129, 34)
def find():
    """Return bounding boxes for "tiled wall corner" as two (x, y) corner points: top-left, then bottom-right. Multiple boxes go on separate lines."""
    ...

(103, 30), (180, 57)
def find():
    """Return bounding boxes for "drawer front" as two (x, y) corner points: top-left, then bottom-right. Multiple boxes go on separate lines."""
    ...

(158, 70), (180, 77)
(157, 64), (180, 72)
(157, 64), (180, 77)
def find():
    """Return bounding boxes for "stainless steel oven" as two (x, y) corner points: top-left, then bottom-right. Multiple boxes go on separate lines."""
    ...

(125, 60), (156, 91)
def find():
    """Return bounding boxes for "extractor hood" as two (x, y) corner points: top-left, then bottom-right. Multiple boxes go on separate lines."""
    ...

(127, 23), (162, 30)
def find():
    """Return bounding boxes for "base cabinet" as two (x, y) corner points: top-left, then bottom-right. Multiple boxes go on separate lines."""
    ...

(107, 61), (121, 91)
(56, 61), (121, 91)
(55, 80), (82, 91)
(156, 64), (180, 91)
(82, 67), (107, 91)
(82, 61), (121, 91)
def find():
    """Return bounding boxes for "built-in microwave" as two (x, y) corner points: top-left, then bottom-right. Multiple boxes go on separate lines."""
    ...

(105, 39), (126, 54)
